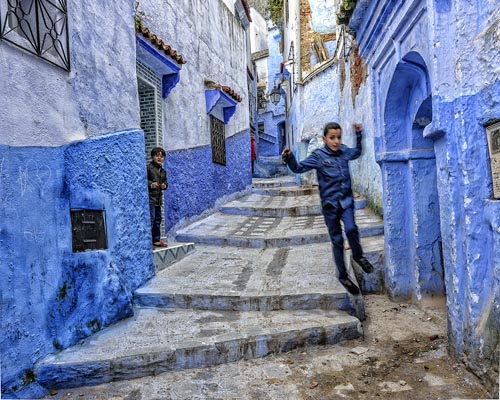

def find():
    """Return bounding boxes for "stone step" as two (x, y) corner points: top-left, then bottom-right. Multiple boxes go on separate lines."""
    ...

(36, 307), (362, 390)
(135, 244), (355, 313)
(220, 193), (367, 217)
(153, 242), (195, 272)
(252, 185), (319, 197)
(251, 176), (296, 188)
(253, 162), (289, 179)
(175, 208), (384, 248)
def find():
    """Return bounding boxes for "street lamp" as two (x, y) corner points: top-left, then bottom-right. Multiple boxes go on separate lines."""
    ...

(270, 85), (282, 105)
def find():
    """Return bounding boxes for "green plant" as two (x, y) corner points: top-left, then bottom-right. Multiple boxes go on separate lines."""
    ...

(342, 0), (356, 11)
(337, 0), (357, 25)
(269, 0), (284, 25)
(134, 0), (147, 31)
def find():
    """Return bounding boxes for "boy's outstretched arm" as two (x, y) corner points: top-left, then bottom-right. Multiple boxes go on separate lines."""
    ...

(345, 123), (363, 160)
(281, 147), (317, 173)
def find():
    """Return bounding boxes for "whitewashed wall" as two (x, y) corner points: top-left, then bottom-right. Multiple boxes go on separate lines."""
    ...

(0, 2), (140, 147)
(138, 0), (250, 152)
(250, 7), (268, 52)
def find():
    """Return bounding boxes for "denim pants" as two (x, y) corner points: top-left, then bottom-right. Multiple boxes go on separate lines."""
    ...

(322, 203), (363, 280)
(149, 204), (162, 243)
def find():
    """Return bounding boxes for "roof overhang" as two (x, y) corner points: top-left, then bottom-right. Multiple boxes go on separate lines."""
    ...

(136, 35), (181, 98)
(205, 89), (238, 124)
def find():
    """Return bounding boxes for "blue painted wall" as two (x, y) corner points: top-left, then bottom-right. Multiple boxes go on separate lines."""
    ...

(348, 0), (500, 394)
(430, 82), (500, 392)
(164, 129), (252, 233)
(257, 112), (285, 157)
(0, 130), (154, 398)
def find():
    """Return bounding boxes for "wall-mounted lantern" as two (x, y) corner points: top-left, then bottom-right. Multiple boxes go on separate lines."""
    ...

(270, 85), (282, 105)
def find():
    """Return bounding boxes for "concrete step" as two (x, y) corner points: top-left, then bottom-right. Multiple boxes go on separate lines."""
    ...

(253, 164), (288, 179)
(36, 307), (362, 390)
(220, 192), (367, 217)
(153, 242), (195, 272)
(252, 184), (319, 197)
(175, 208), (384, 248)
(252, 176), (295, 188)
(135, 244), (355, 313)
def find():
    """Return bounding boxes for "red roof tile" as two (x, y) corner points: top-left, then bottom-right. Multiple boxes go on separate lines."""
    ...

(136, 21), (187, 65)
(207, 82), (242, 103)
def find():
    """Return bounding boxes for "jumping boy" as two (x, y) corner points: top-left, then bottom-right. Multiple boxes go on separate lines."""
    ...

(281, 122), (373, 295)
(147, 147), (168, 248)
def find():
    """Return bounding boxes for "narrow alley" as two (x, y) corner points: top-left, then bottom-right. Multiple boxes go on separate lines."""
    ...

(38, 177), (489, 400)
(2, 0), (499, 399)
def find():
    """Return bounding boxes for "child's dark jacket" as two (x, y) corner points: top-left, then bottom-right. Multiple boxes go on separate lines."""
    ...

(283, 133), (362, 210)
(147, 161), (168, 206)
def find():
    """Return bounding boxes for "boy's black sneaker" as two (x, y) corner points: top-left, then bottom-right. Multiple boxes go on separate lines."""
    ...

(339, 278), (360, 295)
(355, 256), (374, 273)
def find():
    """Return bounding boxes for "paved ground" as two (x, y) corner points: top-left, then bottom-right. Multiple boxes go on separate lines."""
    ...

(40, 295), (493, 400)
(28, 177), (496, 399)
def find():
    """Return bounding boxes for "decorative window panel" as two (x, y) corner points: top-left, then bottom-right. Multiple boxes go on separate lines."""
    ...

(210, 115), (226, 166)
(136, 63), (163, 160)
(0, 0), (70, 71)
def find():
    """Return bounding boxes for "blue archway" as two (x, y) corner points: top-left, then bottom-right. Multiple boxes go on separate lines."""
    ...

(378, 52), (445, 300)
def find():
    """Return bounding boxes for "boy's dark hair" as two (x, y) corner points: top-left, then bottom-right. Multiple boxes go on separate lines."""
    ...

(323, 122), (342, 136)
(151, 147), (166, 157)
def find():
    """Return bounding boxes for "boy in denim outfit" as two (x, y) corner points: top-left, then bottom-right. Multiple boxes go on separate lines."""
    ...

(282, 122), (373, 295)
(147, 147), (168, 247)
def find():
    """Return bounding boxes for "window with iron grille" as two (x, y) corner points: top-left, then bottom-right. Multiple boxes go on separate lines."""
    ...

(0, 0), (70, 71)
(210, 115), (226, 165)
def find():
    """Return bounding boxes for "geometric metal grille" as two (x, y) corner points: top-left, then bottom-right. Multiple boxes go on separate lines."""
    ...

(210, 115), (226, 165)
(0, 0), (70, 71)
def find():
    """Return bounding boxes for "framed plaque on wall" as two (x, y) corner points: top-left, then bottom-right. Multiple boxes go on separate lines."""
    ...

(486, 121), (500, 199)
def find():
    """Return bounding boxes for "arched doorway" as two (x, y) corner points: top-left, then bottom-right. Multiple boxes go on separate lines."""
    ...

(378, 52), (445, 301)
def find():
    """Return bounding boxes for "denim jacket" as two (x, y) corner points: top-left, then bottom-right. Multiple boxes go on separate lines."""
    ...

(283, 133), (362, 210)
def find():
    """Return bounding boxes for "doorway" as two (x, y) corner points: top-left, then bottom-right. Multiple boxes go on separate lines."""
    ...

(379, 52), (445, 301)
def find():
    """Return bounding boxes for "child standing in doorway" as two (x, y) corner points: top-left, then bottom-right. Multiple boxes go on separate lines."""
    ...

(147, 147), (168, 248)
(281, 122), (374, 295)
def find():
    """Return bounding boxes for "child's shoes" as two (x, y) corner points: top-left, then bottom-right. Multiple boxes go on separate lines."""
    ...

(355, 256), (374, 273)
(153, 240), (168, 247)
(339, 277), (360, 295)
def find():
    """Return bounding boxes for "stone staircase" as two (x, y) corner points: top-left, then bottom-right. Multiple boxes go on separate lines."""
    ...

(254, 156), (288, 178)
(34, 177), (385, 392)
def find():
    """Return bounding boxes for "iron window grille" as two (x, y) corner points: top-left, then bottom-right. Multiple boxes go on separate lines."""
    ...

(210, 115), (226, 165)
(0, 0), (70, 71)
